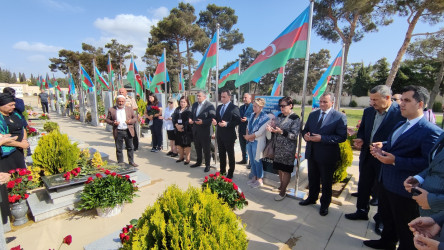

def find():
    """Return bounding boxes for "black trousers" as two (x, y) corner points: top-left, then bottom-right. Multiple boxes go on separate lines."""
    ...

(41, 102), (49, 113)
(217, 137), (235, 175)
(194, 133), (212, 167)
(307, 158), (336, 209)
(357, 155), (381, 211)
(151, 119), (163, 149)
(115, 129), (134, 164)
(238, 132), (248, 162)
(379, 184), (418, 250)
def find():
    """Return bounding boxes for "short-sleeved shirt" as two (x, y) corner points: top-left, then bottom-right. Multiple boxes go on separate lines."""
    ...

(125, 96), (137, 110)
(39, 92), (49, 103)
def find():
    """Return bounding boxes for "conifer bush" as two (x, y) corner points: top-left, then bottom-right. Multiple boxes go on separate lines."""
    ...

(32, 130), (80, 175)
(43, 121), (59, 133)
(120, 185), (248, 250)
(333, 140), (353, 183)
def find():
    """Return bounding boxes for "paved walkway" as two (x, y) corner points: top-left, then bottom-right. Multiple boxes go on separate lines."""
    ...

(6, 106), (379, 250)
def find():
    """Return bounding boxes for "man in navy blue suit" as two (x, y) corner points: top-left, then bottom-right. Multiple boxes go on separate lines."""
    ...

(345, 85), (404, 234)
(365, 86), (442, 250)
(300, 92), (347, 216)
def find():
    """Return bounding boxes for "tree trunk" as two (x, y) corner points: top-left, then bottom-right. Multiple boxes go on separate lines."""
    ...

(185, 39), (193, 92)
(385, 9), (424, 87)
(428, 62), (444, 108)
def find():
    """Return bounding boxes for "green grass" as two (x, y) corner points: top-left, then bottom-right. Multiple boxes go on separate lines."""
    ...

(293, 105), (444, 128)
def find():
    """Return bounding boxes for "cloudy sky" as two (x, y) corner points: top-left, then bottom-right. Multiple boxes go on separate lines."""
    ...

(0, 0), (440, 79)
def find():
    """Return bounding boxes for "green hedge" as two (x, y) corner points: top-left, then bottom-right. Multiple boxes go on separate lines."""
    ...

(333, 140), (353, 183)
(121, 185), (248, 250)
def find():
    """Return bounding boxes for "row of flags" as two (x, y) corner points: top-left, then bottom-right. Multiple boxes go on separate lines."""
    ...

(49, 3), (341, 109)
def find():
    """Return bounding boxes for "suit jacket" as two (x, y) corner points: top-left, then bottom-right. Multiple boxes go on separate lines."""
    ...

(105, 106), (137, 139)
(357, 102), (404, 163)
(302, 109), (347, 164)
(215, 102), (240, 144)
(416, 132), (444, 216)
(238, 103), (252, 135)
(191, 100), (216, 138)
(381, 117), (442, 198)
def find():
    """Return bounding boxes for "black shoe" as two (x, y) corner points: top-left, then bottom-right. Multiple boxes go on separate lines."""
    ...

(319, 208), (328, 216)
(184, 161), (189, 165)
(166, 151), (173, 156)
(299, 199), (316, 206)
(226, 173), (233, 179)
(190, 163), (201, 168)
(374, 221), (384, 236)
(236, 160), (247, 164)
(351, 192), (358, 197)
(176, 158), (184, 163)
(345, 210), (369, 220)
(170, 153), (179, 157)
(246, 164), (251, 169)
(363, 240), (395, 250)
(204, 166), (210, 172)
(370, 197), (379, 206)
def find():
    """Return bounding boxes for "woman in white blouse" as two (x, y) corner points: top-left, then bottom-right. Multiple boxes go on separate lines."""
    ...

(163, 98), (178, 157)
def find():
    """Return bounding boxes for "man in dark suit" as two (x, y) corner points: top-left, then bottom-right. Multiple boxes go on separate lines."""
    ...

(237, 93), (253, 167)
(213, 90), (240, 179)
(105, 95), (138, 167)
(364, 85), (441, 250)
(300, 92), (347, 216)
(345, 85), (404, 235)
(189, 91), (216, 172)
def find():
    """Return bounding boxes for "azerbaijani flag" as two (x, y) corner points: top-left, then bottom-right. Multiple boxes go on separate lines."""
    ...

(312, 49), (343, 108)
(150, 52), (168, 91)
(80, 66), (94, 89)
(143, 74), (150, 90)
(52, 74), (62, 91)
(45, 73), (54, 89)
(37, 75), (42, 89)
(95, 66), (110, 90)
(192, 31), (218, 90)
(235, 6), (310, 87)
(271, 67), (284, 96)
(218, 61), (239, 88)
(107, 55), (114, 89)
(68, 71), (76, 95)
(178, 71), (185, 91)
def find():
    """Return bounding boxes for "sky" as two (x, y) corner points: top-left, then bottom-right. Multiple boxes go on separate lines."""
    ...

(0, 0), (441, 79)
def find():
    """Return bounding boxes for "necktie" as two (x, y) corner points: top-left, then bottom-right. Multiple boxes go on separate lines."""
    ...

(220, 104), (226, 117)
(391, 121), (410, 146)
(316, 112), (326, 130)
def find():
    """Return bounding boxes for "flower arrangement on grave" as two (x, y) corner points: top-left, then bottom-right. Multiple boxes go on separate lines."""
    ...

(202, 172), (248, 210)
(77, 171), (138, 210)
(38, 113), (50, 120)
(31, 111), (38, 117)
(120, 185), (248, 249)
(7, 168), (35, 203)
(99, 114), (106, 123)
(86, 111), (92, 122)
(119, 219), (137, 244)
(26, 126), (39, 137)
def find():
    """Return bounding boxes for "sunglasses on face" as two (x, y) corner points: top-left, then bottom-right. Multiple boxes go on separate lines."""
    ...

(279, 104), (289, 108)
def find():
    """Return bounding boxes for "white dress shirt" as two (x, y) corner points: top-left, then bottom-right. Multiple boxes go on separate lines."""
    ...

(116, 107), (128, 130)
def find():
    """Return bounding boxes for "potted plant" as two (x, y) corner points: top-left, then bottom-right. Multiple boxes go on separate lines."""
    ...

(202, 172), (248, 210)
(77, 171), (138, 217)
(99, 114), (106, 126)
(7, 168), (35, 226)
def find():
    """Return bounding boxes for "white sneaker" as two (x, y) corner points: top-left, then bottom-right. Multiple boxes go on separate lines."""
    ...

(251, 181), (263, 189)
(247, 179), (256, 186)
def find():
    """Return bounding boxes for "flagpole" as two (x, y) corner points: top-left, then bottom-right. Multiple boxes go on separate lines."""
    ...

(238, 59), (241, 107)
(214, 24), (220, 167)
(78, 62), (86, 124)
(163, 48), (168, 96)
(109, 54), (115, 102)
(336, 43), (345, 110)
(290, 1), (314, 201)
(92, 59), (99, 126)
(281, 65), (286, 96)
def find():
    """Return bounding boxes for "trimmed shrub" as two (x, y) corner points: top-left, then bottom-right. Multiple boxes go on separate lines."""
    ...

(121, 185), (248, 250)
(32, 130), (80, 175)
(137, 99), (147, 117)
(349, 100), (357, 107)
(90, 151), (104, 167)
(333, 140), (353, 183)
(433, 102), (442, 113)
(43, 121), (59, 133)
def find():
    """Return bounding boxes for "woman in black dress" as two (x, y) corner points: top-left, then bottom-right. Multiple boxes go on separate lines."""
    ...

(0, 93), (29, 224)
(144, 93), (163, 152)
(172, 96), (193, 165)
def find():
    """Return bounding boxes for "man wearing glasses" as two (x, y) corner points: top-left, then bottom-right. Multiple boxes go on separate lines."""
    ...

(392, 94), (402, 105)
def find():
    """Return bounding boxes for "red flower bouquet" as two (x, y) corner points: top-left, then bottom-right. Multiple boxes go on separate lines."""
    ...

(202, 172), (248, 210)
(147, 106), (160, 117)
(26, 126), (39, 137)
(7, 168), (35, 203)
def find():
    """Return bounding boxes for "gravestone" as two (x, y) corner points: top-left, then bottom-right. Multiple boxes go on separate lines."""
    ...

(88, 92), (99, 126)
(104, 91), (113, 132)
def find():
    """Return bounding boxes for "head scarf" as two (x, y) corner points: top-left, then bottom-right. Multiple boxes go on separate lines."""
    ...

(0, 93), (15, 106)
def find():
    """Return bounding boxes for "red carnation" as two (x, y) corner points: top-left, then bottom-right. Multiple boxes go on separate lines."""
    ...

(15, 178), (22, 184)
(6, 181), (15, 189)
(63, 235), (72, 245)
(122, 227), (128, 233)
(8, 169), (15, 174)
(205, 176), (208, 180)
(16, 195), (21, 202)
(27, 176), (33, 181)
(131, 180), (136, 184)
(125, 175), (130, 180)
(105, 170), (111, 175)
(203, 179), (208, 183)
(227, 179), (232, 183)
(215, 172), (220, 177)
(10, 245), (21, 250)
(24, 194), (29, 199)
(128, 225), (133, 229)
(111, 172), (117, 177)
(95, 173), (102, 178)
(232, 183), (238, 191)
(8, 195), (15, 203)
(209, 174), (214, 178)
(124, 235), (130, 241)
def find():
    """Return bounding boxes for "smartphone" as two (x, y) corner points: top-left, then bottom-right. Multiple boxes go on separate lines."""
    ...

(411, 188), (422, 196)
